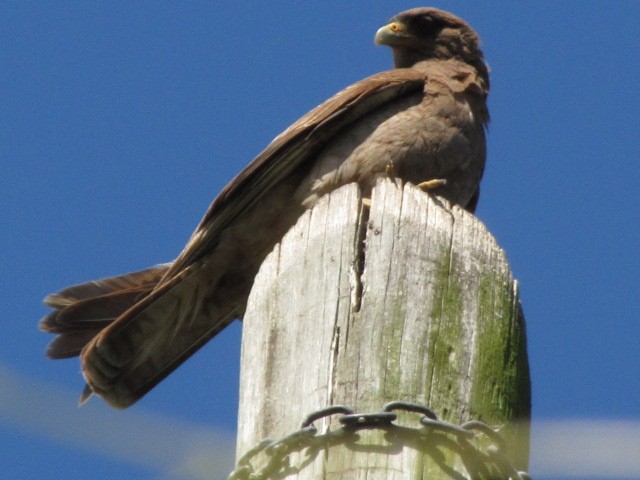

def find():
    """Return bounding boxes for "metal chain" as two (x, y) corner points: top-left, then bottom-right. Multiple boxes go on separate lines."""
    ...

(228, 401), (531, 480)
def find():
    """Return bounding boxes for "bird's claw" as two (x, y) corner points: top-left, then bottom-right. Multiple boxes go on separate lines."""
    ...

(385, 161), (395, 178)
(417, 178), (447, 190)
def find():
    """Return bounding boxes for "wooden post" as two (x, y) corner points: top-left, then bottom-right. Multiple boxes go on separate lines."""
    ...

(236, 179), (530, 478)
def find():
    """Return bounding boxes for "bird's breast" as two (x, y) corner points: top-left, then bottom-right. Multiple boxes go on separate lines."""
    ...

(298, 89), (484, 209)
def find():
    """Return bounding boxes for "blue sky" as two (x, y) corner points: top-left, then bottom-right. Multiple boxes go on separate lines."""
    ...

(2, 2), (639, 479)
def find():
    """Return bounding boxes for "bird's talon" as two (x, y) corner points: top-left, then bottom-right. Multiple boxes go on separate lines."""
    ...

(385, 161), (395, 178)
(417, 178), (447, 191)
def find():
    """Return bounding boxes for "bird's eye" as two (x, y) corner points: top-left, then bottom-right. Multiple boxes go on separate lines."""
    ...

(414, 15), (443, 37)
(419, 16), (435, 28)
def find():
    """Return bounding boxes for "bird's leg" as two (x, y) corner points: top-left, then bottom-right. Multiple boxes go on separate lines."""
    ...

(365, 175), (446, 206)
(385, 160), (395, 178)
(417, 178), (447, 191)
(363, 161), (395, 208)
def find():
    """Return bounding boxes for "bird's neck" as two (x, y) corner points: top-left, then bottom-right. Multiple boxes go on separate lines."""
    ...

(394, 50), (490, 96)
(392, 49), (427, 69)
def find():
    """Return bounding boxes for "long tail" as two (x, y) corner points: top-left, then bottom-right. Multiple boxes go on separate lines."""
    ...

(40, 264), (171, 359)
(41, 261), (242, 408)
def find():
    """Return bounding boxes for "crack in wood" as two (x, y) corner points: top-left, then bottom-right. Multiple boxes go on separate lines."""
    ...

(350, 195), (369, 313)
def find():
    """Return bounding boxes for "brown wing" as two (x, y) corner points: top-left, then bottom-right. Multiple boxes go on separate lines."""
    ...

(162, 69), (427, 279)
(77, 69), (429, 408)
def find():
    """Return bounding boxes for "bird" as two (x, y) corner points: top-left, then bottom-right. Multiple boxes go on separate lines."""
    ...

(40, 7), (490, 408)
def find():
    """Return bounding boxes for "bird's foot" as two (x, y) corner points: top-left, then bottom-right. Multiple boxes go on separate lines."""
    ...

(385, 161), (395, 178)
(417, 178), (447, 190)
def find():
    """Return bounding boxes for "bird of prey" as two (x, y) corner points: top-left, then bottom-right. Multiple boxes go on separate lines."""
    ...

(40, 8), (490, 408)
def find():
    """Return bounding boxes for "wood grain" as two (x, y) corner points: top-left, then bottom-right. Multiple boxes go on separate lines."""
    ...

(236, 179), (530, 477)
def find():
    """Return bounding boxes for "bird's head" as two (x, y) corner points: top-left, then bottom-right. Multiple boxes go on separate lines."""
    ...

(375, 8), (488, 83)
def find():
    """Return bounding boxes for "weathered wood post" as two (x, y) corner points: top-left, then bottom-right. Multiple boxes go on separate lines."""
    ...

(235, 179), (530, 478)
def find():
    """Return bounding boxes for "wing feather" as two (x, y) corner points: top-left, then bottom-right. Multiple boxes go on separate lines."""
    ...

(163, 69), (426, 279)
(79, 69), (429, 407)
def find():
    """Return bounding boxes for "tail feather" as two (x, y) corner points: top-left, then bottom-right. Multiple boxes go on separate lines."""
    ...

(40, 264), (171, 357)
(40, 286), (155, 334)
(43, 264), (171, 307)
(46, 330), (102, 359)
(43, 260), (243, 408)
(79, 261), (242, 408)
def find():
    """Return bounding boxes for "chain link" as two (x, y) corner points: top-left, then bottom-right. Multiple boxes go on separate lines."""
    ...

(228, 401), (531, 480)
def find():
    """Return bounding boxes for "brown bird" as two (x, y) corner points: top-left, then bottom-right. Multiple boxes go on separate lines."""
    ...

(40, 8), (490, 408)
